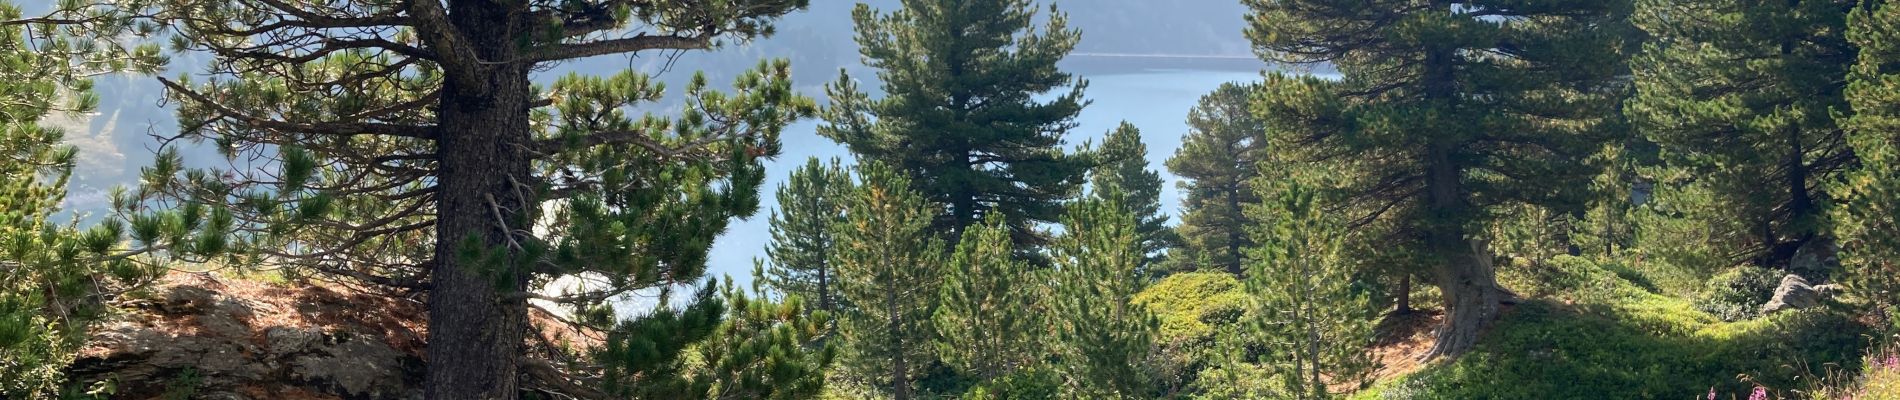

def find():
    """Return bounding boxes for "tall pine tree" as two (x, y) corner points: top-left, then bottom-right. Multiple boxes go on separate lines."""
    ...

(29, 1), (815, 398)
(1049, 184), (1160, 398)
(1837, 0), (1900, 314)
(1627, 0), (1858, 267)
(832, 163), (945, 400)
(820, 0), (1091, 254)
(1167, 82), (1267, 275)
(764, 157), (854, 319)
(1091, 122), (1181, 274)
(1245, 0), (1634, 357)
(933, 212), (1043, 382)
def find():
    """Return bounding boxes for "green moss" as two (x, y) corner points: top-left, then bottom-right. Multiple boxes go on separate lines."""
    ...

(1355, 257), (1870, 400)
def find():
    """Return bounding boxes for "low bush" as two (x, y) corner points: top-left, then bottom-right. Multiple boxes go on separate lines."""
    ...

(1693, 265), (1782, 322)
(1130, 272), (1251, 394)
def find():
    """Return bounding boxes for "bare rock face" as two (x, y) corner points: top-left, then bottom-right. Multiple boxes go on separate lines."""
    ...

(1760, 274), (1838, 315)
(67, 273), (427, 400)
(1788, 238), (1841, 281)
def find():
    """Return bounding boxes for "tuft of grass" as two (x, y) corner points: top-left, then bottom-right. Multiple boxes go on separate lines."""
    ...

(1354, 256), (1870, 400)
(1858, 356), (1900, 400)
(1817, 345), (1900, 400)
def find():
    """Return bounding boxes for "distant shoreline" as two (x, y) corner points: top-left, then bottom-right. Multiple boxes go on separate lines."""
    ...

(1069, 52), (1256, 60)
(1060, 54), (1292, 78)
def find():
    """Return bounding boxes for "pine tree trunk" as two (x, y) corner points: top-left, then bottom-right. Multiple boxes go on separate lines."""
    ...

(1225, 185), (1244, 276)
(1419, 35), (1500, 359)
(1772, 9), (1815, 266)
(1425, 239), (1501, 359)
(426, 1), (533, 398)
(888, 287), (911, 400)
(818, 257), (832, 316)
(1394, 274), (1413, 315)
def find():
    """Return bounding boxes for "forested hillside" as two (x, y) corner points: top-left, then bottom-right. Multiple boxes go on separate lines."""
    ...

(1, 0), (1898, 399)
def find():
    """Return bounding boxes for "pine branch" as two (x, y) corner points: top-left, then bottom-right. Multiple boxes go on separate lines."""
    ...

(402, 0), (485, 88)
(158, 77), (438, 140)
(526, 32), (715, 63)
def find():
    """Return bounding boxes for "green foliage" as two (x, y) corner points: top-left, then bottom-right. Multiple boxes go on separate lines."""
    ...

(1245, 0), (1634, 357)
(820, 0), (1090, 255)
(958, 367), (1060, 400)
(598, 276), (835, 400)
(1048, 186), (1161, 399)
(1134, 272), (1248, 347)
(1692, 265), (1782, 322)
(1627, 0), (1858, 265)
(1131, 272), (1250, 394)
(764, 157), (856, 318)
(598, 282), (727, 398)
(934, 213), (1043, 381)
(1354, 257), (1869, 400)
(1832, 345), (1900, 400)
(1165, 83), (1265, 275)
(1233, 178), (1376, 399)
(1089, 122), (1181, 274)
(159, 368), (201, 400)
(831, 163), (945, 399)
(0, 3), (150, 395)
(1837, 0), (1900, 316)
(31, 0), (823, 395)
(696, 276), (838, 400)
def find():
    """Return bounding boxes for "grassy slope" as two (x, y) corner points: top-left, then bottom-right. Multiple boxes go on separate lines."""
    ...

(1352, 256), (1871, 400)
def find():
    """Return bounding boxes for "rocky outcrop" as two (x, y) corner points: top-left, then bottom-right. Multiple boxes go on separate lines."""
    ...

(67, 273), (427, 400)
(1788, 238), (1841, 281)
(1760, 274), (1841, 315)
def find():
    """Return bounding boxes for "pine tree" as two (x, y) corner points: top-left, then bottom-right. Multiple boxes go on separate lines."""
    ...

(1237, 177), (1375, 399)
(832, 163), (945, 400)
(28, 1), (815, 398)
(1091, 122), (1182, 275)
(699, 273), (838, 400)
(1245, 0), (1634, 358)
(820, 0), (1091, 254)
(933, 212), (1043, 382)
(1837, 0), (1900, 314)
(1167, 82), (1267, 276)
(590, 273), (837, 400)
(1049, 184), (1160, 398)
(1627, 0), (1859, 267)
(764, 157), (854, 319)
(0, 5), (162, 395)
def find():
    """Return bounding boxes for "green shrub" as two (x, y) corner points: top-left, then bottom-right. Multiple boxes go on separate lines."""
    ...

(1693, 265), (1781, 322)
(960, 368), (1060, 400)
(1131, 272), (1250, 394)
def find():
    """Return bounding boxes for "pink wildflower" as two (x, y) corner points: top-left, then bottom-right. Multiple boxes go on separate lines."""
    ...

(1748, 386), (1768, 400)
(1708, 387), (1717, 400)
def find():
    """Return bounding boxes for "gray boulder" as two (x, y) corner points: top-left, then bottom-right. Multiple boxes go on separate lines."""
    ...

(1788, 238), (1841, 280)
(1760, 274), (1837, 314)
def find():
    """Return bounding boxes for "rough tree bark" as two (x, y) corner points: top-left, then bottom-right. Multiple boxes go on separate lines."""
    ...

(426, 0), (535, 397)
